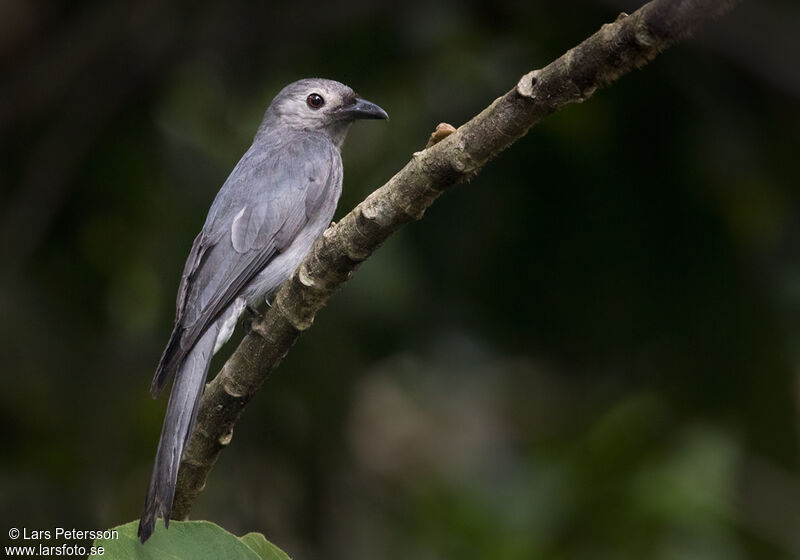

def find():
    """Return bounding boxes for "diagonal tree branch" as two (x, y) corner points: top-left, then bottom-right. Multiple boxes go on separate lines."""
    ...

(171, 0), (739, 519)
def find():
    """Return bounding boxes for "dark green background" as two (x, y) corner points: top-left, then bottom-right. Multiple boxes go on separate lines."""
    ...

(1, 0), (799, 558)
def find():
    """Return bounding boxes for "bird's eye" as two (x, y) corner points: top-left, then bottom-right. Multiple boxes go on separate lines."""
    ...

(306, 93), (325, 109)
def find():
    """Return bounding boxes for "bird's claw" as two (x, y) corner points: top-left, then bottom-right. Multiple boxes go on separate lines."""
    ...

(243, 305), (264, 334)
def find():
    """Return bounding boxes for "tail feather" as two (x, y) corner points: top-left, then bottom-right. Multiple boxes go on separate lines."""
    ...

(138, 325), (217, 543)
(150, 324), (186, 398)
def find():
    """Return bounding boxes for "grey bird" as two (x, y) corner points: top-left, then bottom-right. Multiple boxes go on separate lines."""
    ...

(138, 78), (388, 543)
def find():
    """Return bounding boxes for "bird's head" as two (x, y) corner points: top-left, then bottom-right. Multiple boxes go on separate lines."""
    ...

(261, 78), (388, 146)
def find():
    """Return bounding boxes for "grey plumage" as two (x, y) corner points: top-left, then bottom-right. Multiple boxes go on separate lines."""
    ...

(138, 78), (387, 543)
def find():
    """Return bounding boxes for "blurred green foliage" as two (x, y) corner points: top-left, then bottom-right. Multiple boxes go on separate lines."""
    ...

(1, 0), (799, 558)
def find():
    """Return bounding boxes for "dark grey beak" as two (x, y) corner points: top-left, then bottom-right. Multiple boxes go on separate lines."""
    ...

(343, 97), (389, 121)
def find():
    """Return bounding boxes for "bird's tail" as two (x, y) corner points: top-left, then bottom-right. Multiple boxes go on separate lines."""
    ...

(137, 326), (217, 543)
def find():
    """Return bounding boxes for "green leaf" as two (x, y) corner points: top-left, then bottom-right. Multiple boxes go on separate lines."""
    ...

(240, 532), (292, 560)
(90, 520), (291, 560)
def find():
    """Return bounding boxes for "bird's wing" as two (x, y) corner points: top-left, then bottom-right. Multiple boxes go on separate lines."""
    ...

(151, 134), (338, 395)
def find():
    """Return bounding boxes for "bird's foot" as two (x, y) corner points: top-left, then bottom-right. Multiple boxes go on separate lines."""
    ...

(243, 305), (264, 335)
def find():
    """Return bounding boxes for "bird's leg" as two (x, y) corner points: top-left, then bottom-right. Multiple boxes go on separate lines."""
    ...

(242, 304), (264, 335)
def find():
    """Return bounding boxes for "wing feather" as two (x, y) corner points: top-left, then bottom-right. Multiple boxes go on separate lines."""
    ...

(151, 132), (337, 394)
